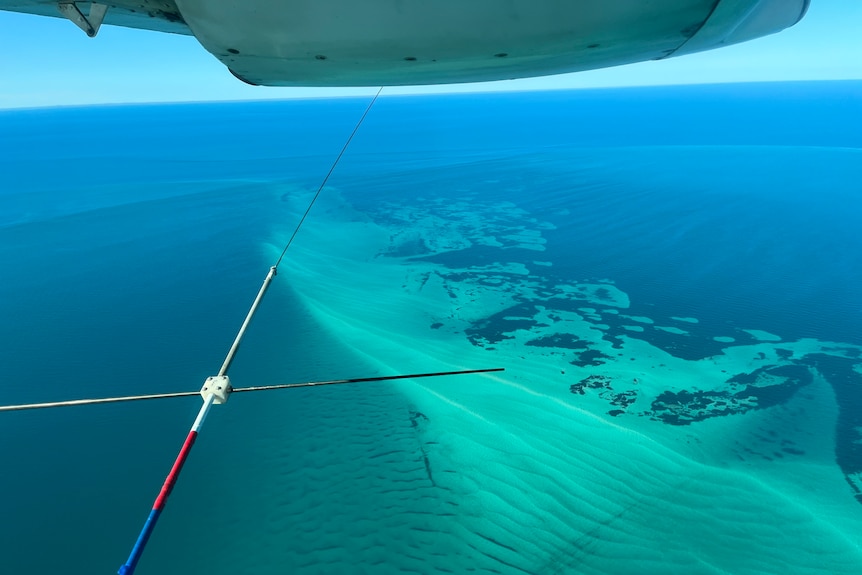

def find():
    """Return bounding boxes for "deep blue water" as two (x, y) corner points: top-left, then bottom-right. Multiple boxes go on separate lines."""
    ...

(1, 81), (861, 574)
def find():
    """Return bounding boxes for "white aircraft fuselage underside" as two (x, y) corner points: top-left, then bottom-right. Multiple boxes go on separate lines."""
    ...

(175, 0), (810, 86)
(2, 0), (811, 86)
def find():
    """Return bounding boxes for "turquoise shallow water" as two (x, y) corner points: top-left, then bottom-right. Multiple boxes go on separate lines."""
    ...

(1, 82), (862, 574)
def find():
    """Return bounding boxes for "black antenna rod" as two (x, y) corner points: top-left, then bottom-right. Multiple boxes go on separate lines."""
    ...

(0, 368), (505, 412)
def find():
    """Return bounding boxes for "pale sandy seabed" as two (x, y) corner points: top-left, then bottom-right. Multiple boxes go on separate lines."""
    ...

(249, 187), (862, 574)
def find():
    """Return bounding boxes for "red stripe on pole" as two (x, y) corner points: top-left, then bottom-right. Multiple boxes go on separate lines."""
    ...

(153, 430), (198, 511)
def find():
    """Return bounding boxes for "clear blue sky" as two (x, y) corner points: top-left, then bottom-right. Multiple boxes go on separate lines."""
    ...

(0, 2), (859, 109)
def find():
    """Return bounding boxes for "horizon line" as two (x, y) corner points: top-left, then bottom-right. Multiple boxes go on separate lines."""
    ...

(1, 78), (859, 113)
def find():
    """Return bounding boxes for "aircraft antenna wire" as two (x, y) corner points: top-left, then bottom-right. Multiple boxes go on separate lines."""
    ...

(219, 87), (384, 376)
(274, 86), (383, 270)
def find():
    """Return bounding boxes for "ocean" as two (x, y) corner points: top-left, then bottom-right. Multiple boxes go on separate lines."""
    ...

(1, 81), (861, 574)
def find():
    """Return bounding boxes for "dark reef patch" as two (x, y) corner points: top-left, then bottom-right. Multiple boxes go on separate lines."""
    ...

(570, 374), (638, 417)
(647, 363), (813, 426)
(593, 287), (615, 302)
(570, 375), (612, 395)
(525, 333), (589, 350)
(610, 391), (638, 409)
(518, 281), (771, 360)
(465, 302), (539, 347)
(570, 349), (611, 367)
(726, 365), (777, 385)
